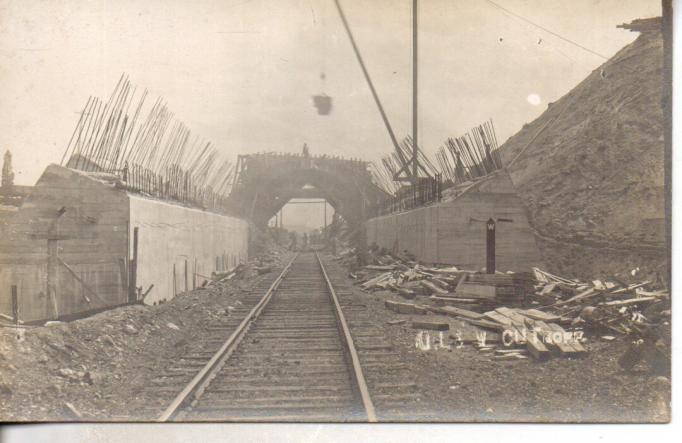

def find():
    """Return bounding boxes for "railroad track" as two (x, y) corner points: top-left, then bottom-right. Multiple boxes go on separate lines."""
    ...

(156, 252), (378, 422)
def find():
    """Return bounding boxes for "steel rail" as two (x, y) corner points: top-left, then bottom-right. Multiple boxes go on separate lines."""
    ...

(157, 253), (299, 422)
(314, 252), (377, 422)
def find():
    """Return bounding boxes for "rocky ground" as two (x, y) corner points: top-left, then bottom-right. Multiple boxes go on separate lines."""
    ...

(0, 249), (670, 423)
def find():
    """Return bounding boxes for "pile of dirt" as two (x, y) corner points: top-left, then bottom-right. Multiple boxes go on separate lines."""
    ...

(498, 21), (666, 281)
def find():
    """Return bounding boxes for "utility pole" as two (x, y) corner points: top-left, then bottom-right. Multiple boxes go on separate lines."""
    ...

(663, 0), (672, 288)
(412, 0), (418, 183)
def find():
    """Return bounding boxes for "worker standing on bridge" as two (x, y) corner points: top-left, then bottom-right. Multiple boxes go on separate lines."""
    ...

(302, 233), (308, 251)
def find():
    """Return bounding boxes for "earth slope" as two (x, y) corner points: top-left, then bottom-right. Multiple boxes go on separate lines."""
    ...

(498, 21), (666, 281)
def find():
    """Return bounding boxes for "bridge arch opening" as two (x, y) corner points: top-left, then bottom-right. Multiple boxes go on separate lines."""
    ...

(226, 151), (389, 229)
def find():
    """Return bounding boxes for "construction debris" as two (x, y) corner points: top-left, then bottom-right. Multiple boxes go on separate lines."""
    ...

(341, 247), (670, 363)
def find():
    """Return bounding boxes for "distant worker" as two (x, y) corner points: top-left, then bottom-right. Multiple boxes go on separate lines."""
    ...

(302, 233), (308, 251)
(302, 143), (311, 168)
(289, 232), (297, 251)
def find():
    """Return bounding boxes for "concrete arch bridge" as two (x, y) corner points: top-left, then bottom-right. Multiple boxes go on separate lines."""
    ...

(226, 150), (389, 228)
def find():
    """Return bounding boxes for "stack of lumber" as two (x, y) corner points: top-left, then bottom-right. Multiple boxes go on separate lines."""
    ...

(432, 304), (586, 360)
(348, 247), (670, 355)
(468, 272), (535, 304)
(349, 247), (533, 311)
(432, 272), (535, 308)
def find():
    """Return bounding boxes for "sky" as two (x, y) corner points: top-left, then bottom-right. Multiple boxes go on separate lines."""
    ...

(0, 0), (661, 192)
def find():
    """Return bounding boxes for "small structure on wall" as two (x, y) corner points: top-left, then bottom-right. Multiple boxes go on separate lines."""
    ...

(0, 150), (32, 211)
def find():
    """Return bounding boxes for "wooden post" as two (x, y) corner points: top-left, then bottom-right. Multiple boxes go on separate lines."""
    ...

(173, 263), (177, 297)
(11, 285), (18, 325)
(193, 257), (197, 290)
(486, 218), (496, 274)
(184, 259), (188, 294)
(663, 0), (672, 288)
(129, 227), (139, 303)
(47, 239), (59, 319)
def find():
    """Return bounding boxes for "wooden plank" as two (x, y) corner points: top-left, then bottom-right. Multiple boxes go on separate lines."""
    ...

(635, 289), (669, 297)
(430, 267), (464, 275)
(601, 297), (657, 307)
(547, 323), (587, 355)
(420, 280), (448, 295)
(429, 277), (452, 290)
(458, 317), (506, 331)
(540, 283), (557, 295)
(455, 282), (496, 300)
(518, 308), (561, 322)
(429, 296), (486, 307)
(609, 281), (650, 295)
(411, 319), (449, 331)
(384, 299), (427, 315)
(528, 320), (560, 354)
(526, 335), (551, 360)
(360, 272), (391, 289)
(364, 265), (395, 271)
(495, 307), (531, 326)
(532, 321), (579, 357)
(484, 311), (514, 327)
(552, 288), (597, 307)
(395, 287), (416, 300)
(438, 306), (484, 320)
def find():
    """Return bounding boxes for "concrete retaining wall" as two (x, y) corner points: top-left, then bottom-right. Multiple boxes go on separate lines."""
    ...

(129, 196), (249, 305)
(0, 165), (129, 322)
(0, 164), (249, 322)
(367, 171), (543, 271)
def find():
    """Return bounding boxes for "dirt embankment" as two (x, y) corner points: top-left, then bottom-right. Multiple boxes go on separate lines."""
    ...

(498, 26), (666, 281)
(0, 250), (291, 421)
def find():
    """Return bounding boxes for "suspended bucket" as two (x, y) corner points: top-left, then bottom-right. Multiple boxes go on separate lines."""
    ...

(312, 94), (332, 115)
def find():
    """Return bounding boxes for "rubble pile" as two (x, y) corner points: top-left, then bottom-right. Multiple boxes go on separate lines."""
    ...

(205, 241), (290, 289)
(340, 247), (670, 365)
